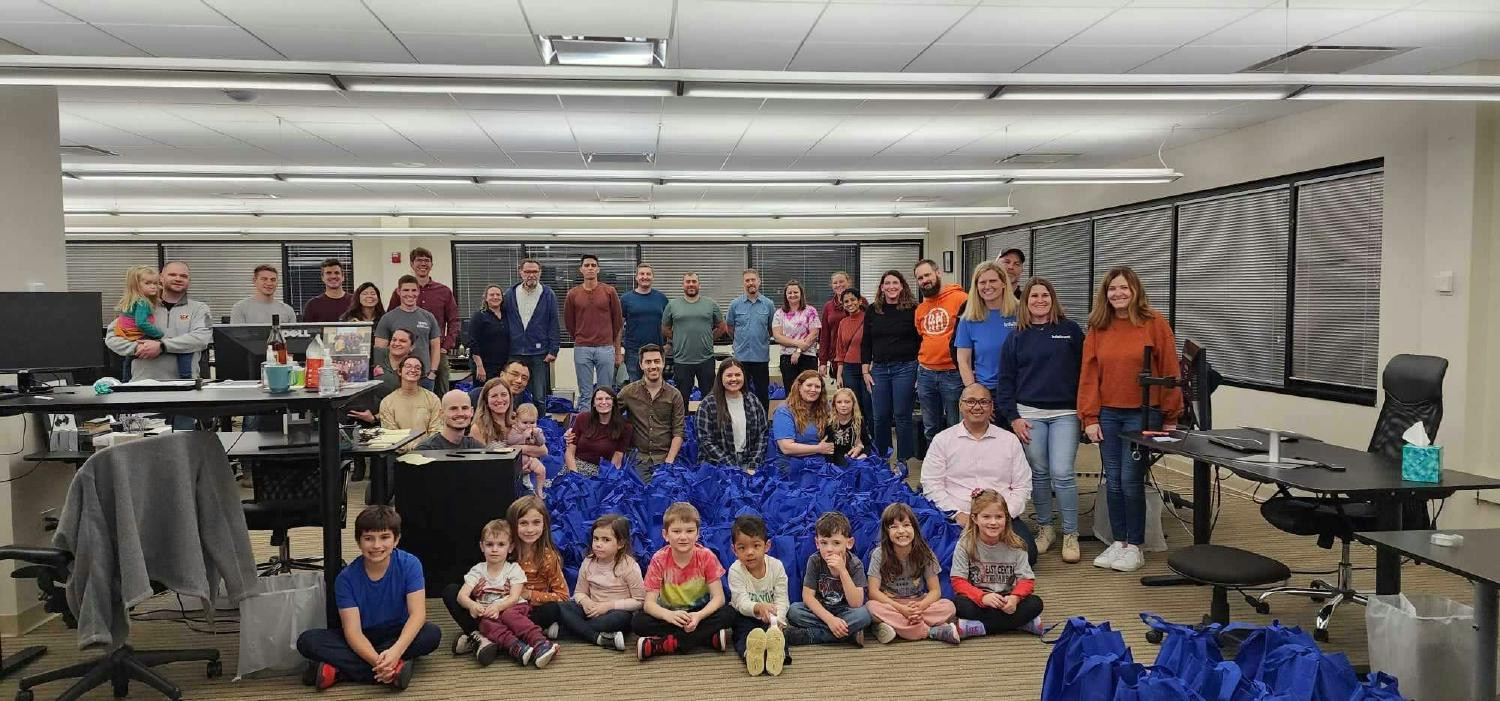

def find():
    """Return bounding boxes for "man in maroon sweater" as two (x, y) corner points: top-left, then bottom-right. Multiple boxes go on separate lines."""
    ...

(564, 254), (623, 402)
(386, 248), (459, 393)
(302, 258), (352, 322)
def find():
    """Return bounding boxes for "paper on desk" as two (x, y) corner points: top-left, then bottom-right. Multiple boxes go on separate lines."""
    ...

(397, 453), (434, 466)
(1152, 436), (1181, 443)
(362, 428), (411, 448)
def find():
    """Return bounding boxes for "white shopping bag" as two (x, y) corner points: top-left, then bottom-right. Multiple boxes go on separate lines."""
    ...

(235, 572), (325, 680)
(1091, 482), (1169, 552)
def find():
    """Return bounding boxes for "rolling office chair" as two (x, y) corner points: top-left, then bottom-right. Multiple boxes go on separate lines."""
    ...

(241, 456), (335, 576)
(1257, 354), (1448, 641)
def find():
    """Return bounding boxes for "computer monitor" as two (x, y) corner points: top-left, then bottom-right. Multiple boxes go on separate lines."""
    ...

(1180, 339), (1213, 431)
(213, 322), (372, 381)
(0, 292), (106, 393)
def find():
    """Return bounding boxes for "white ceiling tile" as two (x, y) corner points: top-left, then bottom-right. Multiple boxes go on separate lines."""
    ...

(788, 41), (929, 71)
(657, 114), (752, 152)
(43, 0), (235, 25)
(202, 0), (386, 30)
(338, 91), (461, 109)
(1278, 0), (1417, 8)
(0, 21), (147, 55)
(558, 95), (664, 113)
(519, 0), (673, 37)
(471, 112), (579, 151)
(375, 111), (494, 150)
(787, 155), (873, 169)
(1414, 0), (1500, 8)
(565, 112), (662, 152)
(263, 106), (379, 123)
(676, 1), (825, 42)
(904, 43), (1052, 72)
(451, 94), (561, 111)
(981, 0), (1130, 5)
(163, 104), (282, 124)
(736, 115), (844, 155)
(1348, 45), (1485, 73)
(396, 33), (541, 64)
(1192, 8), (1390, 45)
(507, 151), (588, 168)
(424, 149), (516, 167)
(363, 0), (528, 33)
(250, 27), (414, 61)
(676, 40), (802, 69)
(1068, 7), (1257, 45)
(806, 2), (971, 44)
(1018, 44), (1177, 72)
(653, 153), (734, 169)
(1321, 10), (1500, 48)
(95, 24), (283, 59)
(0, 0), (76, 22)
(1130, 44), (1288, 72)
(941, 6), (1115, 44)
(755, 99), (865, 116)
(802, 117), (929, 157)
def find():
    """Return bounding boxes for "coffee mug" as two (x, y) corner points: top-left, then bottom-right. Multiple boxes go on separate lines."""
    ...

(264, 363), (293, 394)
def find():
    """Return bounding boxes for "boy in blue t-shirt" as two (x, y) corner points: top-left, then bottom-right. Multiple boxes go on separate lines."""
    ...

(296, 505), (441, 691)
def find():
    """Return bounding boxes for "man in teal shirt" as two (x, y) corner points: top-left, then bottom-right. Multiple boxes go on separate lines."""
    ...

(726, 268), (776, 408)
(620, 263), (669, 382)
(661, 273), (723, 401)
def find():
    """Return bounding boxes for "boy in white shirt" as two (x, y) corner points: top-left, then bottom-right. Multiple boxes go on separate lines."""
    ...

(727, 515), (802, 676)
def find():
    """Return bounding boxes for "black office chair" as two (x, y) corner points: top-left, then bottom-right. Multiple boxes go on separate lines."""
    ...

(241, 456), (341, 576)
(0, 547), (222, 701)
(1257, 354), (1448, 641)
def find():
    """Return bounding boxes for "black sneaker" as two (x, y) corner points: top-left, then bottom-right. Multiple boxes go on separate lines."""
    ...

(390, 659), (414, 690)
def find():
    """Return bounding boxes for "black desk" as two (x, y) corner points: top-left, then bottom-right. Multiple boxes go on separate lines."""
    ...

(393, 451), (518, 596)
(22, 450), (93, 465)
(223, 427), (423, 504)
(0, 382), (380, 624)
(1124, 428), (1500, 593)
(1354, 529), (1500, 701)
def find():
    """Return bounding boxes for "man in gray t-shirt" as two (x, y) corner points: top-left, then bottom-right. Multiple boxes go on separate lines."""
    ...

(229, 264), (297, 324)
(374, 276), (442, 388)
(661, 273), (723, 401)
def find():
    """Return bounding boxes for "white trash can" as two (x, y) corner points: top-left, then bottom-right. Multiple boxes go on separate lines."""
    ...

(1366, 593), (1493, 701)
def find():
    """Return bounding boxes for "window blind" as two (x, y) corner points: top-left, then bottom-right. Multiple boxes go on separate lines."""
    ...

(1175, 188), (1290, 386)
(1292, 171), (1383, 391)
(858, 243), (922, 302)
(961, 236), (987, 284)
(284, 242), (353, 315)
(452, 243), (524, 315)
(1092, 207), (1174, 320)
(748, 244), (859, 310)
(524, 243), (637, 345)
(161, 242), (283, 323)
(639, 243), (748, 313)
(982, 228), (1031, 282)
(1031, 220), (1093, 322)
(66, 242), (161, 326)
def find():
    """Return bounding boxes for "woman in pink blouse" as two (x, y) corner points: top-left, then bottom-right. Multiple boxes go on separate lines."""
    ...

(772, 280), (822, 389)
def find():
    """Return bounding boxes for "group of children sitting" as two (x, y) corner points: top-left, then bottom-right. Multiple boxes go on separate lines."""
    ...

(295, 488), (1043, 690)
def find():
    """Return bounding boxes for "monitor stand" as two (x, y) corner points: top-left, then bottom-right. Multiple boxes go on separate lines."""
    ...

(0, 371), (54, 396)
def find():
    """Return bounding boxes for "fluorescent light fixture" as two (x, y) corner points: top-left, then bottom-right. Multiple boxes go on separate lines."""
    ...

(66, 207), (1017, 219)
(339, 76), (676, 97)
(661, 180), (834, 188)
(278, 175), (476, 185)
(72, 173), (279, 183)
(477, 178), (656, 187)
(0, 68), (337, 91)
(842, 178), (1010, 186)
(1014, 178), (1176, 185)
(996, 85), (1293, 101)
(1291, 86), (1500, 101)
(682, 83), (993, 101)
(1006, 169), (1182, 185)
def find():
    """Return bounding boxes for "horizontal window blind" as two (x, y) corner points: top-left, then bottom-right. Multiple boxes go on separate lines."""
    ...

(858, 243), (922, 302)
(284, 243), (353, 315)
(452, 243), (524, 315)
(162, 243), (282, 323)
(749, 244), (859, 311)
(1031, 220), (1092, 322)
(982, 228), (1031, 280)
(1092, 207), (1174, 321)
(961, 236), (987, 283)
(525, 244), (637, 344)
(66, 243), (161, 326)
(1175, 188), (1290, 386)
(1293, 172), (1383, 391)
(640, 243), (748, 314)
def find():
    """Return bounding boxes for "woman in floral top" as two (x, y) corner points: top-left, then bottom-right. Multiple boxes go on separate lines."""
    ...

(772, 280), (822, 389)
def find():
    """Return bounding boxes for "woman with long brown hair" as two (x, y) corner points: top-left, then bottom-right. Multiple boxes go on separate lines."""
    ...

(1078, 266), (1182, 574)
(564, 386), (633, 476)
(860, 270), (921, 465)
(772, 279), (821, 388)
(694, 359), (768, 472)
(769, 369), (833, 467)
(469, 376), (514, 446)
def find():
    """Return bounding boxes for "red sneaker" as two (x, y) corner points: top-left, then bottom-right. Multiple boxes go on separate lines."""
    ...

(312, 662), (339, 690)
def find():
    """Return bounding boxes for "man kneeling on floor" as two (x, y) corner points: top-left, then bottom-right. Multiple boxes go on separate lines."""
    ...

(296, 505), (441, 691)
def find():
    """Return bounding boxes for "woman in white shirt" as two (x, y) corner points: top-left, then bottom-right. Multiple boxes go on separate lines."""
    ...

(693, 360), (769, 473)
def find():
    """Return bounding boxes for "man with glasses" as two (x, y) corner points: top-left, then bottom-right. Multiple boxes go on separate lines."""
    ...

(505, 258), (559, 406)
(918, 384), (1038, 564)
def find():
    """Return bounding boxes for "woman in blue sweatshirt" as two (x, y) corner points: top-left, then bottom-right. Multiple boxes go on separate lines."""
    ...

(994, 277), (1085, 564)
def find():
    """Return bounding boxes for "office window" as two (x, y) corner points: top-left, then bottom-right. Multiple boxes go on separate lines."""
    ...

(452, 243), (523, 316)
(65, 242), (160, 325)
(858, 243), (923, 302)
(961, 236), (987, 284)
(1293, 171), (1383, 391)
(161, 242), (283, 323)
(525, 244), (637, 345)
(748, 244), (859, 309)
(1175, 188), (1290, 387)
(982, 228), (1031, 281)
(1031, 220), (1092, 322)
(284, 243), (353, 315)
(640, 243), (748, 313)
(1092, 207), (1174, 320)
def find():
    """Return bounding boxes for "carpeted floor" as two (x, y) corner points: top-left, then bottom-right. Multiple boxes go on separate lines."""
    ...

(0, 461), (1473, 700)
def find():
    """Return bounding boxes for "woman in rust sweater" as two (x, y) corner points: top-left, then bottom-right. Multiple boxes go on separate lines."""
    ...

(1078, 266), (1182, 574)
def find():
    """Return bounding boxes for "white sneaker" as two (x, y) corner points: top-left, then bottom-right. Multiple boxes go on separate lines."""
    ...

(1112, 544), (1145, 572)
(1093, 542), (1124, 569)
(872, 621), (897, 644)
(545, 622), (560, 639)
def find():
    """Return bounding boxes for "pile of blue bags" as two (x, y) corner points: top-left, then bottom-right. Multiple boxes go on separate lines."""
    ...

(1042, 614), (1403, 701)
(536, 418), (959, 603)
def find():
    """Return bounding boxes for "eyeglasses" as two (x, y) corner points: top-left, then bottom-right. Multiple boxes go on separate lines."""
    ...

(960, 399), (992, 407)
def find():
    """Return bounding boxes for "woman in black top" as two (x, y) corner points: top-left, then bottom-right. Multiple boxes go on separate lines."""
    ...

(468, 284), (509, 385)
(860, 270), (922, 465)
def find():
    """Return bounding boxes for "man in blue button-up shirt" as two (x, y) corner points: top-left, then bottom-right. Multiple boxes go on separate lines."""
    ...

(726, 268), (776, 408)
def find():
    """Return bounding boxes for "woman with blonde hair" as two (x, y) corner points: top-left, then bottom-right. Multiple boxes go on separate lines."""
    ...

(955, 261), (1021, 396)
(769, 370), (834, 468)
(1078, 266), (1182, 574)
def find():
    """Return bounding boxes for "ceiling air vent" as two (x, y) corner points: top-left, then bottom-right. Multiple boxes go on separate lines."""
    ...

(1243, 46), (1411, 74)
(999, 153), (1078, 165)
(586, 152), (655, 165)
(59, 144), (118, 157)
(540, 36), (667, 68)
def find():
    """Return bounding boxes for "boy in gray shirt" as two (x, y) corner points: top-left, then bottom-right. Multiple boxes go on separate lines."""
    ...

(786, 511), (872, 646)
(229, 264), (297, 324)
(375, 276), (442, 389)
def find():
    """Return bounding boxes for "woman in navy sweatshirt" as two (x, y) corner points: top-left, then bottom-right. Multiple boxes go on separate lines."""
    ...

(860, 270), (922, 466)
(995, 277), (1085, 564)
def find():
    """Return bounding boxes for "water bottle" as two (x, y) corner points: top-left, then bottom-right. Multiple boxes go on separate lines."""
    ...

(318, 366), (340, 396)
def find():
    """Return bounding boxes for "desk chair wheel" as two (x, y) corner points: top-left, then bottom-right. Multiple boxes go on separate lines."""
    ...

(1145, 629), (1165, 645)
(1244, 594), (1270, 615)
(1313, 626), (1329, 643)
(207, 660), (222, 678)
(16, 690), (32, 701)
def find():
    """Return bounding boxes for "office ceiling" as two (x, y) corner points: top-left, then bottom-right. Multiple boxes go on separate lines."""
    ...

(8, 0), (1498, 213)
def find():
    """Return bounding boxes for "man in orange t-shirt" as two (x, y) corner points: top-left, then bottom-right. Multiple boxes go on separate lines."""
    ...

(913, 259), (968, 442)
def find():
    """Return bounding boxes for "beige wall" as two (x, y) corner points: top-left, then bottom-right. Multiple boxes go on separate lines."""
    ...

(934, 97), (1500, 525)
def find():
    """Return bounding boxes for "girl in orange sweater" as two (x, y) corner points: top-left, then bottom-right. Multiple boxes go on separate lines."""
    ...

(1078, 266), (1182, 574)
(507, 496), (571, 641)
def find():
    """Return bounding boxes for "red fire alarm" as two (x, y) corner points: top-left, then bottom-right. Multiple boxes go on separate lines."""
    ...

(390, 251), (401, 264)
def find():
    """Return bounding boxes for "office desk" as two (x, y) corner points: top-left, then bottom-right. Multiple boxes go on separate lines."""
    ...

(1124, 428), (1500, 593)
(1354, 529), (1500, 701)
(393, 451), (518, 595)
(224, 427), (423, 504)
(0, 382), (381, 624)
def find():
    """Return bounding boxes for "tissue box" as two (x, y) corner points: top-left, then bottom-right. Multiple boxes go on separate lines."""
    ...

(1402, 444), (1443, 483)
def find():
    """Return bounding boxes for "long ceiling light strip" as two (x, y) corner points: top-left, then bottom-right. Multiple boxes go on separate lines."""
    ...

(681, 83), (993, 101)
(0, 67), (337, 91)
(63, 169), (1182, 187)
(338, 76), (677, 97)
(64, 207), (1019, 219)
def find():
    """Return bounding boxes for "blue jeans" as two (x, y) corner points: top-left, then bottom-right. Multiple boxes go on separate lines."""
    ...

(1020, 413), (1081, 535)
(839, 363), (872, 434)
(624, 345), (643, 382)
(518, 354), (550, 409)
(1098, 407), (1159, 546)
(869, 360), (917, 463)
(573, 344), (615, 401)
(786, 602), (872, 644)
(556, 600), (633, 643)
(296, 622), (441, 684)
(916, 367), (963, 440)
